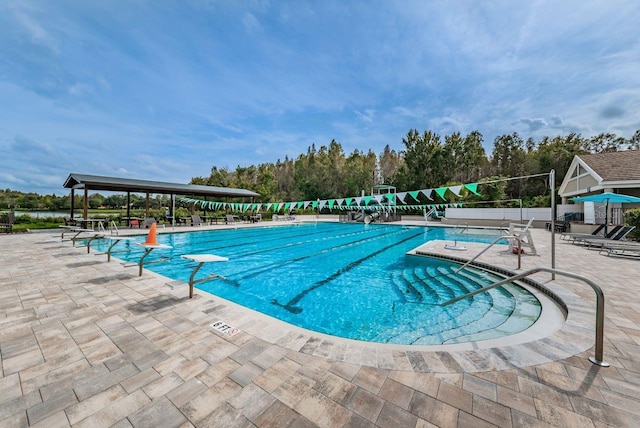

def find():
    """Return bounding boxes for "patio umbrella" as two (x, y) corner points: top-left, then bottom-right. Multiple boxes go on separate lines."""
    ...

(570, 192), (640, 235)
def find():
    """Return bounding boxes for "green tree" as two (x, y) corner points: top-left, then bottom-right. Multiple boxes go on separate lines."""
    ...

(379, 144), (403, 185)
(490, 133), (527, 197)
(396, 130), (452, 191)
(443, 130), (487, 184)
(588, 133), (625, 153)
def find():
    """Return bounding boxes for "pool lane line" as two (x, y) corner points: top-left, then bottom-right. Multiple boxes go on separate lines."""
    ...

(115, 226), (406, 289)
(221, 224), (401, 260)
(157, 225), (402, 281)
(225, 226), (412, 284)
(168, 223), (402, 258)
(271, 229), (425, 314)
(165, 222), (374, 251)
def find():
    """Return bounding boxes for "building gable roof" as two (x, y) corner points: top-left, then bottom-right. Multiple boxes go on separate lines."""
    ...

(578, 150), (640, 181)
(559, 150), (640, 198)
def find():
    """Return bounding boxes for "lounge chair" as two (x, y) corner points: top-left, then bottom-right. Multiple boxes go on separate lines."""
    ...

(0, 212), (15, 234)
(560, 224), (604, 241)
(191, 215), (202, 226)
(579, 226), (636, 249)
(570, 225), (623, 245)
(599, 240), (640, 258)
(508, 218), (536, 255)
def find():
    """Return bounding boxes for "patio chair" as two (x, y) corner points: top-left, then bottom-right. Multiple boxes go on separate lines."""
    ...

(599, 240), (640, 258)
(144, 218), (157, 228)
(570, 225), (623, 245)
(225, 214), (241, 224)
(580, 226), (636, 249)
(508, 218), (537, 255)
(191, 215), (202, 226)
(0, 212), (15, 234)
(560, 224), (604, 241)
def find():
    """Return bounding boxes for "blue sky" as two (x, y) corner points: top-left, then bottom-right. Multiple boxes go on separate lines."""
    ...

(1, 1), (639, 195)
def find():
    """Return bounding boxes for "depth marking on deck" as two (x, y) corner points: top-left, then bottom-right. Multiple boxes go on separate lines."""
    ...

(211, 321), (240, 336)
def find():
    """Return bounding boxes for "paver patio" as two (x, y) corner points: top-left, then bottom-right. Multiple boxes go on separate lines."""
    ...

(1, 222), (640, 427)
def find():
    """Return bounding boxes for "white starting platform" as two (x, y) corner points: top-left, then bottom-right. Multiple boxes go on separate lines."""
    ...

(102, 236), (137, 262)
(181, 254), (229, 298)
(60, 227), (105, 253)
(136, 243), (173, 276)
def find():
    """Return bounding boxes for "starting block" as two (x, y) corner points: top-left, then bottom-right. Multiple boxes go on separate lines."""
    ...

(181, 254), (229, 298)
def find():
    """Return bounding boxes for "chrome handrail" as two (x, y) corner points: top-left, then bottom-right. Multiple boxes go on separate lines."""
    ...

(454, 221), (469, 235)
(441, 267), (609, 367)
(109, 220), (119, 236)
(454, 234), (521, 273)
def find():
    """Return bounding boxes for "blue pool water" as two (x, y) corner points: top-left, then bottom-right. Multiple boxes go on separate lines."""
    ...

(93, 222), (541, 345)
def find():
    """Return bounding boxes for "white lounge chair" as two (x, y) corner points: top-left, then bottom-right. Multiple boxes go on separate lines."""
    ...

(508, 218), (537, 255)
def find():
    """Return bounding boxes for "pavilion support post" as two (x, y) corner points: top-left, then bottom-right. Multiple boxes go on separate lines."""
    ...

(70, 189), (75, 220)
(126, 192), (131, 219)
(550, 169), (556, 280)
(145, 193), (150, 218)
(83, 187), (88, 221)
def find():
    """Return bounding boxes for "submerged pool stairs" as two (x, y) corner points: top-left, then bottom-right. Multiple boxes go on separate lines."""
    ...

(384, 264), (539, 345)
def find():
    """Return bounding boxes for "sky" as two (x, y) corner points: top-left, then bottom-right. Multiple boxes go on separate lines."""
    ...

(1, 0), (639, 196)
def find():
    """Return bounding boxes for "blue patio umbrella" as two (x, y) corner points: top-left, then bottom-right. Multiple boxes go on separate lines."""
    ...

(570, 192), (640, 235)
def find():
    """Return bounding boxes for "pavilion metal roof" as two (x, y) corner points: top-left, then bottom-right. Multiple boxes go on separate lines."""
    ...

(63, 173), (260, 198)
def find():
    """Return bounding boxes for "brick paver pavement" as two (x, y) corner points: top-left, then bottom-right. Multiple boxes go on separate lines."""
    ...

(1, 222), (639, 427)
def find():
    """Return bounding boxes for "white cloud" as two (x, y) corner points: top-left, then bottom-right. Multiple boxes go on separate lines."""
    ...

(242, 12), (262, 34)
(12, 7), (58, 52)
(1, 0), (639, 194)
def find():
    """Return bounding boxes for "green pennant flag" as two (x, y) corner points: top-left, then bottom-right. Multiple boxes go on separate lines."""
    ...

(408, 191), (420, 202)
(362, 196), (372, 206)
(435, 187), (448, 200)
(386, 193), (395, 203)
(297, 201), (303, 209)
(345, 197), (352, 207)
(312, 200), (318, 209)
(464, 183), (481, 196)
(328, 199), (335, 209)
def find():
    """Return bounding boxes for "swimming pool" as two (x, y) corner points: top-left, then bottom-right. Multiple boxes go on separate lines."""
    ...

(95, 222), (542, 345)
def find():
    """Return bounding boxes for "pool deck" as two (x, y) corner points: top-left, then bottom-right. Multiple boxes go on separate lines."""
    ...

(2, 221), (640, 427)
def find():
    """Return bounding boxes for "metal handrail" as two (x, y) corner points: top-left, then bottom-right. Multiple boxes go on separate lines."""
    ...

(441, 267), (609, 367)
(454, 234), (521, 273)
(454, 221), (469, 235)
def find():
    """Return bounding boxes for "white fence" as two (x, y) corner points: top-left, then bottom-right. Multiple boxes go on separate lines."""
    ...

(444, 204), (578, 223)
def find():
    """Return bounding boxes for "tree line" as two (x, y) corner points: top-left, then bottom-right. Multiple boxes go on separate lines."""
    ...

(0, 190), (170, 211)
(2, 129), (638, 211)
(190, 129), (640, 207)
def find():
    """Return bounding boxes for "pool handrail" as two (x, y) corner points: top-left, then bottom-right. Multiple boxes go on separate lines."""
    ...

(454, 234), (522, 273)
(441, 266), (609, 367)
(454, 222), (469, 235)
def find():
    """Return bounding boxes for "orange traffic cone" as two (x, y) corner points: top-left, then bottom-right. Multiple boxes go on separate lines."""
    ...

(145, 222), (158, 245)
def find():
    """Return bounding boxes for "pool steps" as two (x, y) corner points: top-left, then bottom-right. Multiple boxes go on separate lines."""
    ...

(382, 264), (539, 345)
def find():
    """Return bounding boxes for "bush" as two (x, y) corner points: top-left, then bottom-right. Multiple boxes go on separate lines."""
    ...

(11, 214), (64, 231)
(625, 208), (640, 240)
